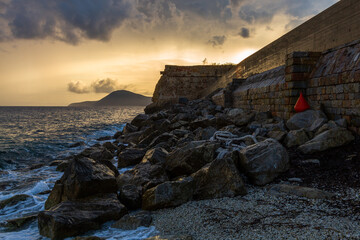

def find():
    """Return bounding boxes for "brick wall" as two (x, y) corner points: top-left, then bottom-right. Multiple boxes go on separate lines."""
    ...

(152, 65), (233, 103)
(202, 0), (360, 97)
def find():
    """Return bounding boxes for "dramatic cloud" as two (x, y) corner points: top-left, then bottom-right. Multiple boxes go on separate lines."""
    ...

(208, 35), (226, 47)
(68, 79), (134, 94)
(0, 0), (338, 45)
(239, 27), (250, 38)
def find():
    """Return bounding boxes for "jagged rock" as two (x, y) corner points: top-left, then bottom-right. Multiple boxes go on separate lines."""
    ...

(335, 118), (347, 128)
(138, 130), (162, 147)
(284, 129), (310, 148)
(122, 131), (144, 144)
(165, 141), (219, 178)
(39, 194), (127, 240)
(55, 160), (69, 172)
(45, 157), (118, 210)
(145, 236), (192, 240)
(148, 133), (177, 149)
(1, 214), (37, 230)
(89, 148), (114, 161)
(268, 184), (335, 199)
(113, 131), (122, 139)
(215, 113), (233, 128)
(298, 127), (354, 154)
(194, 126), (217, 141)
(119, 184), (142, 210)
(131, 114), (150, 128)
(286, 110), (327, 130)
(190, 116), (216, 129)
(227, 108), (255, 126)
(122, 123), (138, 135)
(170, 129), (192, 138)
(142, 177), (194, 210)
(112, 211), (152, 230)
(315, 120), (338, 136)
(102, 142), (118, 153)
(0, 194), (32, 209)
(307, 118), (327, 132)
(141, 148), (168, 165)
(239, 139), (289, 186)
(191, 156), (246, 200)
(267, 130), (287, 142)
(49, 160), (64, 166)
(118, 148), (147, 168)
(170, 120), (189, 130)
(117, 162), (169, 193)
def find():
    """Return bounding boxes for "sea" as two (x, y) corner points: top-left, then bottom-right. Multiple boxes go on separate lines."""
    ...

(0, 106), (158, 240)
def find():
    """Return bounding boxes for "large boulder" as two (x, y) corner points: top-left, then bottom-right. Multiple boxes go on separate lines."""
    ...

(284, 129), (309, 148)
(141, 148), (168, 165)
(226, 108), (255, 126)
(117, 162), (169, 193)
(118, 148), (147, 168)
(165, 141), (219, 178)
(131, 114), (150, 128)
(122, 123), (138, 135)
(298, 127), (354, 154)
(239, 139), (289, 185)
(45, 157), (118, 210)
(112, 211), (152, 230)
(39, 194), (127, 240)
(191, 156), (246, 200)
(286, 110), (327, 130)
(119, 184), (142, 210)
(142, 177), (194, 210)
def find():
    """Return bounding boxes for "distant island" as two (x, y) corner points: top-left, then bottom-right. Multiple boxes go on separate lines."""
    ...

(68, 90), (152, 107)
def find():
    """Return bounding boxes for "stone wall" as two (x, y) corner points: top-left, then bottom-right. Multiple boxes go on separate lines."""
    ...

(306, 40), (360, 134)
(202, 0), (360, 97)
(152, 65), (233, 103)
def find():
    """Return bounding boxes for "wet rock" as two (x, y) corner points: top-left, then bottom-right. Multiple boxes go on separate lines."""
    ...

(267, 130), (287, 142)
(284, 129), (310, 148)
(102, 142), (118, 153)
(299, 127), (355, 154)
(145, 236), (192, 240)
(49, 160), (65, 167)
(118, 148), (147, 168)
(39, 194), (127, 240)
(117, 162), (169, 193)
(119, 184), (143, 210)
(69, 141), (86, 148)
(72, 237), (105, 240)
(123, 131), (144, 144)
(286, 110), (327, 130)
(113, 131), (122, 139)
(0, 194), (32, 209)
(122, 123), (138, 135)
(141, 148), (168, 165)
(97, 136), (112, 141)
(45, 157), (118, 210)
(89, 148), (114, 161)
(191, 156), (246, 200)
(142, 177), (194, 210)
(1, 214), (37, 230)
(165, 141), (219, 178)
(131, 114), (150, 128)
(112, 211), (152, 230)
(268, 184), (335, 199)
(239, 139), (289, 186)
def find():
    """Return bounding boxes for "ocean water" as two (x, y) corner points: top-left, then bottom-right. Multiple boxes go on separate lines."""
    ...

(0, 106), (158, 240)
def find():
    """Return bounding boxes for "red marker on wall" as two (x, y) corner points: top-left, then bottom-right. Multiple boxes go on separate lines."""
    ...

(294, 92), (310, 113)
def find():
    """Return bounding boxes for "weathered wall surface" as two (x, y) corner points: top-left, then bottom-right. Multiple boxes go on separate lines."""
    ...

(306, 41), (360, 133)
(152, 65), (233, 103)
(202, 0), (360, 97)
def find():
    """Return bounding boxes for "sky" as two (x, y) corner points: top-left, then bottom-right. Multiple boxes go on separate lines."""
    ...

(0, 0), (338, 106)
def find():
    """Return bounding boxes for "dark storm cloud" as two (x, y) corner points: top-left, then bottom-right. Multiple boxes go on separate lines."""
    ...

(1, 0), (133, 44)
(239, 27), (250, 38)
(68, 79), (134, 94)
(208, 35), (227, 47)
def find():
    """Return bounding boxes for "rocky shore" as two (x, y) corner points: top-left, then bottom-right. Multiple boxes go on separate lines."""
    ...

(12, 98), (358, 239)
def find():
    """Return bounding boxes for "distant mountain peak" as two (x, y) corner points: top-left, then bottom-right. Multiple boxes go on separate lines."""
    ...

(68, 90), (152, 107)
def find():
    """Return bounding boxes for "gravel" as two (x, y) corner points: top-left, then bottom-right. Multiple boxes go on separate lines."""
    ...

(151, 185), (360, 240)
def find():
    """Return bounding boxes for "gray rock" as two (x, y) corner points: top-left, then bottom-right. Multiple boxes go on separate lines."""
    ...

(55, 161), (69, 172)
(298, 127), (354, 154)
(194, 126), (217, 141)
(191, 156), (246, 200)
(148, 133), (177, 149)
(102, 142), (118, 153)
(0, 194), (32, 210)
(118, 148), (147, 168)
(307, 118), (327, 132)
(165, 141), (219, 178)
(267, 130), (287, 142)
(119, 184), (143, 210)
(286, 110), (327, 130)
(131, 114), (150, 128)
(1, 214), (37, 231)
(141, 148), (168, 165)
(226, 108), (255, 126)
(142, 177), (194, 210)
(112, 211), (152, 230)
(315, 121), (337, 136)
(335, 118), (348, 128)
(89, 148), (114, 161)
(268, 184), (335, 199)
(284, 129), (310, 148)
(300, 159), (321, 166)
(239, 139), (289, 186)
(39, 194), (127, 240)
(122, 123), (138, 135)
(45, 157), (118, 210)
